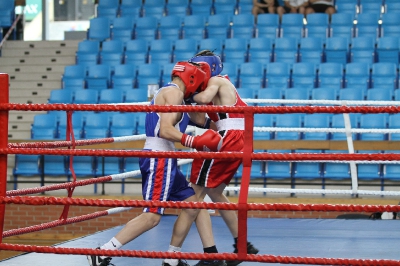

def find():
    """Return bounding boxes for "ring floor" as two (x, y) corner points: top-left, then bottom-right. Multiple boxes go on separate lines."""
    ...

(1, 216), (399, 266)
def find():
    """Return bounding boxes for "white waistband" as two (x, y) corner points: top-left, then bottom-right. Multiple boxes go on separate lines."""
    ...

(215, 118), (245, 131)
(144, 137), (175, 151)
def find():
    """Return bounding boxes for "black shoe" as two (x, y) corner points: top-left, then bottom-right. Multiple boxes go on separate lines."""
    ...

(226, 242), (259, 266)
(193, 260), (227, 266)
(87, 248), (115, 266)
(162, 260), (190, 266)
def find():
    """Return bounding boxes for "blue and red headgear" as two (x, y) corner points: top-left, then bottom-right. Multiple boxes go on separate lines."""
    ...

(189, 50), (223, 77)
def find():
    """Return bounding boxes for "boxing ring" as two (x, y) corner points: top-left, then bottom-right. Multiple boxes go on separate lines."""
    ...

(0, 73), (400, 265)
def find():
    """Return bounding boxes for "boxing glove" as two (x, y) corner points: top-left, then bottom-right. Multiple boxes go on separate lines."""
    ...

(181, 130), (222, 152)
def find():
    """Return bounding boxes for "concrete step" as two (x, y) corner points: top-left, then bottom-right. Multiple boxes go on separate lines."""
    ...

(1, 65), (66, 74)
(9, 73), (62, 82)
(8, 129), (31, 140)
(9, 96), (51, 104)
(0, 56), (76, 66)
(2, 48), (77, 58)
(3, 40), (80, 49)
(9, 88), (53, 98)
(9, 111), (47, 122)
(10, 80), (61, 90)
(9, 120), (32, 131)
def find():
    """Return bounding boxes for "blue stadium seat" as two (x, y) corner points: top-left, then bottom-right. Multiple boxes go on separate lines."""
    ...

(161, 63), (176, 85)
(220, 62), (239, 87)
(237, 0), (253, 14)
(325, 37), (350, 65)
(125, 88), (149, 102)
(344, 62), (371, 90)
(293, 150), (323, 180)
(275, 114), (302, 140)
(112, 64), (137, 92)
(254, 114), (274, 140)
(264, 150), (292, 179)
(257, 88), (283, 106)
(338, 87), (365, 101)
(73, 89), (99, 104)
(119, 0), (142, 18)
(384, 0), (400, 14)
(318, 62), (344, 89)
(48, 89), (74, 104)
(88, 17), (111, 42)
(98, 89), (124, 104)
(231, 13), (255, 39)
(110, 113), (137, 137)
(173, 39), (198, 62)
(256, 13), (280, 39)
(359, 113), (388, 141)
(280, 13), (304, 39)
(148, 39), (173, 64)
(223, 38), (249, 64)
(329, 13), (355, 39)
(357, 150), (383, 181)
(0, 0), (15, 28)
(380, 13), (400, 38)
(189, 0), (212, 16)
(283, 87), (309, 106)
(62, 65), (87, 89)
(330, 113), (358, 140)
(359, 0), (383, 15)
(124, 39), (149, 65)
(383, 150), (400, 181)
(273, 37), (299, 64)
(135, 63), (162, 89)
(68, 156), (97, 178)
(97, 156), (123, 176)
(31, 113), (58, 140)
(198, 38), (224, 57)
(303, 114), (331, 140)
(311, 87), (337, 101)
(236, 88), (257, 101)
(334, 0), (358, 18)
(248, 37), (273, 64)
(97, 0), (119, 21)
(304, 13), (329, 40)
(355, 12), (380, 39)
(75, 40), (100, 66)
(135, 112), (147, 134)
(86, 65), (112, 91)
(291, 62), (317, 89)
(265, 62), (291, 89)
(111, 17), (135, 42)
(376, 36), (400, 64)
(239, 62), (266, 89)
(99, 40), (124, 66)
(206, 13), (232, 39)
(134, 16), (159, 41)
(13, 155), (42, 190)
(371, 62), (398, 89)
(350, 36), (376, 64)
(366, 88), (393, 101)
(142, 0), (166, 19)
(181, 14), (207, 39)
(165, 0), (189, 16)
(323, 150), (351, 180)
(157, 15), (183, 40)
(388, 114), (400, 141)
(43, 155), (68, 179)
(58, 111), (84, 139)
(298, 37), (324, 65)
(83, 112), (111, 139)
(213, 0), (237, 15)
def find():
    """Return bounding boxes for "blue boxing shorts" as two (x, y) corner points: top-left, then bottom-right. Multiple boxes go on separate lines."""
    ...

(139, 156), (195, 214)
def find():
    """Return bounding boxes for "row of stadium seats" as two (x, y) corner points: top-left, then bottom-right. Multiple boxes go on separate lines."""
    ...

(61, 62), (400, 91)
(96, 0), (400, 21)
(74, 36), (400, 68)
(87, 12), (400, 42)
(30, 111), (400, 141)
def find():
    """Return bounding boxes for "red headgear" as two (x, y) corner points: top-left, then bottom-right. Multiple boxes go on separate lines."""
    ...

(172, 61), (210, 99)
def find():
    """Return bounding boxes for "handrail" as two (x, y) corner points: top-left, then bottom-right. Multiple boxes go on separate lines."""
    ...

(0, 10), (24, 50)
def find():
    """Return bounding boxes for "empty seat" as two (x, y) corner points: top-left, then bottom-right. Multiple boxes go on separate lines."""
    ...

(330, 113), (358, 140)
(325, 37), (350, 65)
(13, 155), (42, 189)
(264, 150), (292, 179)
(388, 113), (400, 141)
(165, 0), (189, 16)
(311, 87), (337, 101)
(75, 40), (100, 66)
(157, 15), (183, 40)
(383, 150), (400, 181)
(189, 0), (212, 16)
(31, 113), (57, 140)
(173, 39), (199, 62)
(280, 13), (304, 39)
(275, 114), (302, 140)
(283, 87), (309, 106)
(43, 155), (68, 179)
(273, 37), (299, 64)
(148, 39), (173, 64)
(350, 36), (376, 64)
(124, 39), (149, 65)
(239, 62), (266, 89)
(265, 62), (291, 89)
(371, 62), (398, 89)
(135, 63), (162, 89)
(58, 112), (85, 140)
(68, 156), (97, 178)
(125, 88), (149, 102)
(112, 64), (137, 91)
(99, 40), (124, 66)
(376, 37), (400, 64)
(366, 88), (393, 101)
(160, 63), (176, 85)
(344, 62), (371, 90)
(254, 114), (274, 140)
(338, 87), (365, 101)
(98, 89), (124, 104)
(206, 13), (232, 39)
(359, 0), (383, 15)
(88, 17), (111, 41)
(231, 13), (255, 39)
(213, 0), (237, 15)
(48, 89), (74, 104)
(111, 16), (135, 42)
(181, 14), (207, 39)
(220, 62), (239, 87)
(323, 150), (351, 180)
(357, 150), (383, 181)
(248, 37), (273, 64)
(330, 13), (355, 39)
(110, 113), (137, 137)
(223, 38), (249, 64)
(334, 0), (358, 18)
(291, 62), (317, 89)
(256, 13), (280, 39)
(318, 63), (344, 89)
(83, 112), (111, 139)
(119, 0), (142, 18)
(198, 38), (224, 56)
(134, 16), (159, 41)
(0, 0), (15, 28)
(305, 13), (329, 40)
(62, 65), (87, 89)
(293, 150), (323, 180)
(384, 0), (400, 14)
(381, 13), (400, 38)
(359, 113), (388, 141)
(142, 0), (166, 19)
(355, 12), (380, 39)
(298, 37), (324, 65)
(303, 114), (331, 140)
(86, 65), (112, 90)
(236, 88), (257, 100)
(257, 88), (283, 106)
(73, 89), (99, 104)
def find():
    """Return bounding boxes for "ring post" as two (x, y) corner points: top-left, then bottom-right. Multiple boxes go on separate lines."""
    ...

(0, 73), (9, 242)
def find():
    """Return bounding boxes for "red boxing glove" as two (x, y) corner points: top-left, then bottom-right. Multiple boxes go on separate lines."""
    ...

(181, 130), (222, 152)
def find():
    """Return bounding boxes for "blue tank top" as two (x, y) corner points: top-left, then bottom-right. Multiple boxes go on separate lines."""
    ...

(145, 83), (190, 137)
